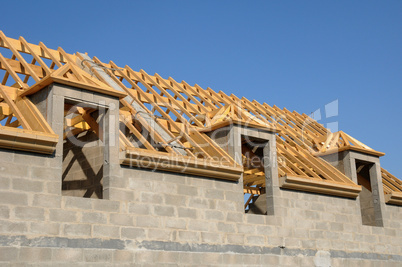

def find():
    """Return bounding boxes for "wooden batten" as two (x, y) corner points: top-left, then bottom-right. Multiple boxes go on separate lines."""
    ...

(313, 146), (385, 157)
(244, 186), (265, 195)
(0, 126), (58, 154)
(197, 119), (279, 133)
(279, 175), (361, 198)
(385, 191), (402, 206)
(121, 148), (243, 181)
(20, 72), (127, 99)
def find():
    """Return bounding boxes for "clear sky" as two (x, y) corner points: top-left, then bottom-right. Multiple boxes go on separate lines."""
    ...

(2, 1), (401, 178)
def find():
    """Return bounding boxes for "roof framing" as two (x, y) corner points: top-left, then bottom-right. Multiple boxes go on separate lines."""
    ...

(0, 31), (401, 203)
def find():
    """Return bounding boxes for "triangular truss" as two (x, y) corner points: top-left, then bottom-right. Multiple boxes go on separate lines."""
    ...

(0, 83), (58, 153)
(22, 62), (126, 98)
(313, 130), (385, 157)
(382, 168), (402, 205)
(196, 103), (275, 132)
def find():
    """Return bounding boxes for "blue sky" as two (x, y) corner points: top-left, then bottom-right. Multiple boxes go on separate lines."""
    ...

(2, 1), (401, 178)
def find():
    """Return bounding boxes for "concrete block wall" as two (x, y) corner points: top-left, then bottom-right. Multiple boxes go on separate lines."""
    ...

(360, 186), (377, 226)
(0, 148), (401, 265)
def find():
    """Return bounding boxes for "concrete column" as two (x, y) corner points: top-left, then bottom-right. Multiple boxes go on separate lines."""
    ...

(369, 161), (387, 227)
(101, 98), (121, 200)
(208, 125), (244, 212)
(30, 84), (64, 195)
(343, 151), (358, 184)
(263, 134), (280, 215)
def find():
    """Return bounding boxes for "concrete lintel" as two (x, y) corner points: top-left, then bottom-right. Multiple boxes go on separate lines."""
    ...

(236, 126), (275, 142)
(348, 150), (381, 164)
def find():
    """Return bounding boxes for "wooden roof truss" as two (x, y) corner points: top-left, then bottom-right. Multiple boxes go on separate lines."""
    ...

(0, 31), (400, 203)
(0, 31), (60, 154)
(313, 130), (385, 157)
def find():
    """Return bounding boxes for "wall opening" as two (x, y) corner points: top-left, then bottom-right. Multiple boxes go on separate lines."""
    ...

(62, 100), (107, 199)
(355, 160), (377, 226)
(242, 135), (268, 215)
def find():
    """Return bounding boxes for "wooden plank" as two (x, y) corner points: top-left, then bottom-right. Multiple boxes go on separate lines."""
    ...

(244, 194), (255, 209)
(5, 115), (12, 125)
(0, 31), (40, 82)
(276, 106), (324, 137)
(279, 134), (354, 184)
(194, 84), (224, 108)
(382, 168), (402, 191)
(257, 101), (317, 142)
(244, 168), (265, 176)
(210, 105), (231, 125)
(382, 170), (402, 188)
(276, 141), (320, 178)
(39, 42), (63, 68)
(0, 84), (31, 130)
(155, 74), (207, 114)
(169, 78), (212, 111)
(269, 104), (321, 142)
(216, 95), (267, 129)
(381, 178), (400, 192)
(296, 111), (328, 135)
(0, 57), (45, 79)
(15, 97), (54, 133)
(90, 58), (194, 153)
(119, 110), (156, 151)
(0, 125), (58, 154)
(233, 97), (313, 148)
(65, 120), (90, 130)
(0, 53), (27, 89)
(278, 151), (306, 176)
(106, 61), (185, 155)
(128, 69), (236, 164)
(57, 48), (83, 81)
(208, 88), (230, 106)
(243, 172), (265, 182)
(282, 107), (322, 137)
(180, 82), (216, 109)
(0, 85), (17, 101)
(279, 175), (361, 198)
(277, 155), (299, 177)
(0, 103), (12, 116)
(140, 70), (204, 127)
(19, 36), (51, 76)
(124, 66), (213, 159)
(0, 33), (68, 63)
(76, 107), (102, 141)
(385, 191), (402, 205)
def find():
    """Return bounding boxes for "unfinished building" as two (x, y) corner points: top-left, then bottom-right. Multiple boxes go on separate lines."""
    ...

(0, 31), (401, 266)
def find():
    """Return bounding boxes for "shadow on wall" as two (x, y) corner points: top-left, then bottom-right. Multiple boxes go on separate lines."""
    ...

(62, 130), (104, 199)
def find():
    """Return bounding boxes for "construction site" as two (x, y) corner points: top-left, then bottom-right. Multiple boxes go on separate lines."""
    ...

(0, 31), (401, 266)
